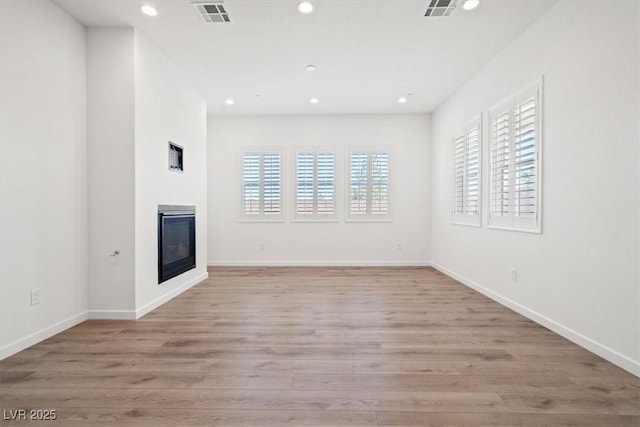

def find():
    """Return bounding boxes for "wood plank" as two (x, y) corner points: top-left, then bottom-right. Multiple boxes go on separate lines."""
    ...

(293, 373), (583, 393)
(500, 392), (639, 415)
(3, 371), (294, 390)
(0, 358), (459, 375)
(454, 361), (636, 377)
(376, 412), (640, 426)
(0, 387), (510, 413)
(0, 408), (378, 427)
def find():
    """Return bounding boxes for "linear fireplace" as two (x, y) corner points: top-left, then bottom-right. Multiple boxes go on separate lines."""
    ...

(158, 205), (196, 284)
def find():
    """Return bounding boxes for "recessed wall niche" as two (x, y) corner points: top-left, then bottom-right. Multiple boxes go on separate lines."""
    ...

(168, 142), (183, 172)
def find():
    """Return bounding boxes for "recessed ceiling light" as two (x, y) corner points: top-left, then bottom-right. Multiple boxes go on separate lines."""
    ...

(310, 97), (319, 104)
(305, 64), (317, 72)
(462, 0), (480, 10)
(140, 5), (158, 16)
(225, 98), (234, 105)
(398, 97), (408, 104)
(298, 1), (313, 14)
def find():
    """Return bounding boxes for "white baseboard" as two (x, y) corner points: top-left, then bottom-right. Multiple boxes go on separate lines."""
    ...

(208, 261), (432, 267)
(88, 310), (137, 320)
(1, 273), (210, 360)
(430, 262), (640, 377)
(0, 311), (88, 360)
(89, 272), (209, 320)
(135, 272), (209, 319)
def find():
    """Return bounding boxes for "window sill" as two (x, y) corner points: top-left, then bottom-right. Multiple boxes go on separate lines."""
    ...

(345, 218), (393, 223)
(292, 219), (339, 223)
(488, 224), (541, 234)
(238, 219), (285, 223)
(451, 221), (481, 228)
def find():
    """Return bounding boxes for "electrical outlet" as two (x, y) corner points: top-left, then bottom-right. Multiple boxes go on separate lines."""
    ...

(511, 269), (518, 282)
(397, 243), (402, 250)
(260, 243), (265, 250)
(30, 288), (40, 306)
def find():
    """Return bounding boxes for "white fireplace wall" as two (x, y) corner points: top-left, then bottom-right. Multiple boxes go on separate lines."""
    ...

(134, 33), (208, 315)
(86, 29), (208, 318)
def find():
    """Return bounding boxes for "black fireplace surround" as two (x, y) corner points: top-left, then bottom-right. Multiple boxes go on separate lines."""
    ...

(158, 205), (196, 284)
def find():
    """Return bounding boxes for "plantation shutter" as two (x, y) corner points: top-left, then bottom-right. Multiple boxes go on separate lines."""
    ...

(263, 151), (281, 215)
(295, 148), (335, 219)
(371, 151), (389, 215)
(465, 126), (480, 216)
(241, 148), (282, 220)
(513, 93), (537, 226)
(316, 151), (335, 216)
(452, 133), (465, 216)
(242, 152), (261, 215)
(296, 152), (314, 215)
(451, 117), (481, 226)
(349, 151), (369, 216)
(490, 109), (511, 224)
(488, 80), (542, 232)
(348, 147), (391, 220)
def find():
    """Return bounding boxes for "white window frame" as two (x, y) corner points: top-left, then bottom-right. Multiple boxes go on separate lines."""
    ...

(451, 115), (482, 227)
(293, 146), (338, 222)
(240, 147), (284, 222)
(346, 146), (391, 222)
(488, 78), (543, 233)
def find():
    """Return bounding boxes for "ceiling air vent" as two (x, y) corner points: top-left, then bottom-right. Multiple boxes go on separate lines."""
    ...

(424, 0), (459, 17)
(192, 1), (231, 23)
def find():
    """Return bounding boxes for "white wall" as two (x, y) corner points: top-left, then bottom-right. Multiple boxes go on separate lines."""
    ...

(134, 33), (208, 315)
(87, 28), (136, 316)
(637, 8), (640, 342)
(208, 114), (431, 265)
(0, 1), (88, 357)
(430, 1), (640, 375)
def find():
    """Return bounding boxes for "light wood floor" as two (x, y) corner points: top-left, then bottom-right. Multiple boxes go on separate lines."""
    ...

(1, 267), (638, 426)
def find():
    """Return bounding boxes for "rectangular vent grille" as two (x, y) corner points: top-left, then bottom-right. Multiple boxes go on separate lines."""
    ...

(193, 1), (231, 23)
(425, 0), (459, 17)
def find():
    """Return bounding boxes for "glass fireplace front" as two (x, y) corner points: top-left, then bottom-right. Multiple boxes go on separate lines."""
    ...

(158, 205), (196, 284)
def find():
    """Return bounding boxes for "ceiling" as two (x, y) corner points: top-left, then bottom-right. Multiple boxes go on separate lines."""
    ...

(55, 0), (556, 115)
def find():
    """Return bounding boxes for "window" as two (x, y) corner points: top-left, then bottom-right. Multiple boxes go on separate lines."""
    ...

(452, 116), (481, 226)
(489, 80), (542, 232)
(294, 147), (336, 220)
(241, 148), (282, 220)
(347, 147), (390, 221)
